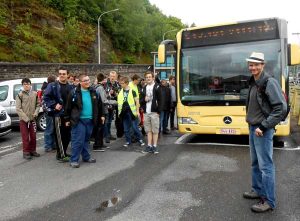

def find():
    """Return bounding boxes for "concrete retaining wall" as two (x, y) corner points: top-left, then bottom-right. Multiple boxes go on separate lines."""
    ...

(0, 63), (152, 81)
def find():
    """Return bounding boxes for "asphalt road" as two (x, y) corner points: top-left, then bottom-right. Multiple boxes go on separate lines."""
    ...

(0, 127), (44, 157)
(1, 120), (300, 221)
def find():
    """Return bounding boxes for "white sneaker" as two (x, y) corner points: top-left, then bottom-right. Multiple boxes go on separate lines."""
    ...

(123, 142), (130, 147)
(152, 146), (159, 154)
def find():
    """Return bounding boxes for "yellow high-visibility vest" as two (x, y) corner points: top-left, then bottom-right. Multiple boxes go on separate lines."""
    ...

(117, 88), (137, 117)
(129, 81), (139, 99)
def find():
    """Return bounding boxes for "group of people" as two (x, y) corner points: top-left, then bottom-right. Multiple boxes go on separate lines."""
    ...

(16, 67), (178, 168)
(15, 51), (285, 213)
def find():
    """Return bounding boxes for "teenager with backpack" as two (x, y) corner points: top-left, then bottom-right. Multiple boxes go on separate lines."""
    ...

(140, 71), (161, 154)
(43, 67), (74, 162)
(41, 75), (56, 152)
(16, 78), (40, 160)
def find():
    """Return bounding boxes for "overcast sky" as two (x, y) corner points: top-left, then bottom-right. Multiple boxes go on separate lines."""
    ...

(149, 0), (300, 43)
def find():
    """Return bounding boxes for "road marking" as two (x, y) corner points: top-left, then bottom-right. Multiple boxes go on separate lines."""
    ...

(175, 133), (191, 144)
(0, 135), (44, 154)
(175, 134), (300, 151)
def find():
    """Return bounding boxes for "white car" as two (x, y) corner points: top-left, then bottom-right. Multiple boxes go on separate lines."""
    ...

(0, 104), (11, 137)
(0, 78), (47, 131)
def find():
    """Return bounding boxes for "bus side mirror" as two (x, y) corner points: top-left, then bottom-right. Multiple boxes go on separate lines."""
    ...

(288, 44), (300, 65)
(158, 44), (166, 64)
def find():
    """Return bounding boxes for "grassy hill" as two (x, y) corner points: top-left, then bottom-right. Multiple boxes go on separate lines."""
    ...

(0, 0), (154, 63)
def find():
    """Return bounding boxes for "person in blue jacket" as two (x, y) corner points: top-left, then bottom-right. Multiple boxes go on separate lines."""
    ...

(43, 67), (74, 162)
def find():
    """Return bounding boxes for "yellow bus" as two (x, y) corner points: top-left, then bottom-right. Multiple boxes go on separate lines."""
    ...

(158, 18), (300, 136)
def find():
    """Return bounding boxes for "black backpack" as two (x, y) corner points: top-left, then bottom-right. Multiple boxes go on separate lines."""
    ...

(257, 77), (290, 121)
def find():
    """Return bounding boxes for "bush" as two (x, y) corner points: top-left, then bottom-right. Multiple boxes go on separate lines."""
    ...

(108, 51), (119, 63)
(122, 55), (136, 64)
(32, 43), (48, 61)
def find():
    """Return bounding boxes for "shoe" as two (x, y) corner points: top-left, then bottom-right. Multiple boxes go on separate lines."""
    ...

(139, 140), (145, 146)
(123, 142), (130, 147)
(243, 190), (260, 199)
(105, 138), (110, 143)
(93, 147), (105, 152)
(70, 162), (80, 168)
(162, 131), (170, 135)
(251, 199), (273, 213)
(83, 158), (96, 163)
(110, 136), (117, 140)
(23, 153), (32, 160)
(57, 156), (70, 163)
(30, 152), (40, 157)
(105, 145), (110, 149)
(45, 148), (52, 152)
(142, 146), (152, 153)
(152, 146), (159, 154)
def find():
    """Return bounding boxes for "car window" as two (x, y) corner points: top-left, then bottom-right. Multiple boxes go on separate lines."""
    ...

(13, 84), (22, 100)
(0, 85), (9, 101)
(34, 83), (43, 91)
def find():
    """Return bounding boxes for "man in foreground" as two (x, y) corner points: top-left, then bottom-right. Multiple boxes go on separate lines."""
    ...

(244, 52), (287, 213)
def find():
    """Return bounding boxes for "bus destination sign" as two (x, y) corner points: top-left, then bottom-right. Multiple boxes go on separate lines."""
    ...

(182, 19), (279, 48)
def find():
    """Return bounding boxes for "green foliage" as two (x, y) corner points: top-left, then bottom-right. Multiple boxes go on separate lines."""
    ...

(107, 51), (119, 63)
(122, 55), (136, 64)
(31, 43), (48, 61)
(1, 0), (185, 63)
(0, 34), (8, 45)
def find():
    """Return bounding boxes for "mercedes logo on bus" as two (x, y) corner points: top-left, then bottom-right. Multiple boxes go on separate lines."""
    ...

(223, 116), (232, 124)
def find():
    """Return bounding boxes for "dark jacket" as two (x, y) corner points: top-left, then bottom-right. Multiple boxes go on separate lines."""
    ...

(103, 79), (121, 107)
(140, 83), (160, 113)
(64, 85), (99, 127)
(246, 72), (287, 131)
(157, 85), (171, 112)
(43, 81), (74, 117)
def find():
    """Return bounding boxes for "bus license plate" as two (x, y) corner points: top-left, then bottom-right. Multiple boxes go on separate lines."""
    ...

(220, 128), (236, 134)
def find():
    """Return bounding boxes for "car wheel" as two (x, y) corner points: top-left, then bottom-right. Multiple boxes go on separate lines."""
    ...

(37, 113), (46, 131)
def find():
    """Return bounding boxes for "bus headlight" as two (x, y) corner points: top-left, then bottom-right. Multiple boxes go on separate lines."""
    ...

(178, 117), (198, 124)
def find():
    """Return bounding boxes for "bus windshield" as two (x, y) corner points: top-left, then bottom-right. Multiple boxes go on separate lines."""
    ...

(180, 39), (281, 105)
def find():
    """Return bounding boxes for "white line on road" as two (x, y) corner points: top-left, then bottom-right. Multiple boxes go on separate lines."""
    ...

(175, 134), (300, 151)
(0, 136), (44, 154)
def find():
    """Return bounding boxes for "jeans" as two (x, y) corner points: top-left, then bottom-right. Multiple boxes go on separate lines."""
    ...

(44, 115), (54, 150)
(104, 110), (114, 139)
(70, 119), (94, 163)
(122, 111), (143, 144)
(159, 111), (169, 133)
(249, 125), (275, 208)
(169, 102), (176, 128)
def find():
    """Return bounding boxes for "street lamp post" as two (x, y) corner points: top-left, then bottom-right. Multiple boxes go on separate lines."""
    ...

(98, 8), (119, 64)
(163, 29), (178, 41)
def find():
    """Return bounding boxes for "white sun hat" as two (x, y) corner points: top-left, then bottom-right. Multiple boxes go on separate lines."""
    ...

(246, 52), (265, 63)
